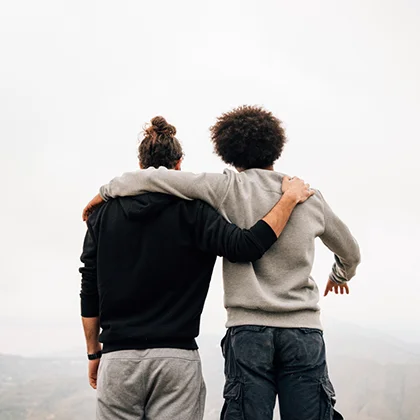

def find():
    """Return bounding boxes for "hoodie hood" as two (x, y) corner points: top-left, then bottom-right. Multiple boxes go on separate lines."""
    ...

(117, 193), (180, 221)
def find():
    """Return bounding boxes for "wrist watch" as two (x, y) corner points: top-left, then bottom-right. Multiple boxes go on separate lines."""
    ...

(87, 350), (102, 360)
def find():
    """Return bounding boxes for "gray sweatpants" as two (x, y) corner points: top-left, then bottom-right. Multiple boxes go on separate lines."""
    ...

(96, 348), (206, 420)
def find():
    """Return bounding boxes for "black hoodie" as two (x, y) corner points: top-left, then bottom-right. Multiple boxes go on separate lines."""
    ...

(80, 193), (276, 352)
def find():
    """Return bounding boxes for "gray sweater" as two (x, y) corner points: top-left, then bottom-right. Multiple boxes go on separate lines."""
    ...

(100, 167), (361, 330)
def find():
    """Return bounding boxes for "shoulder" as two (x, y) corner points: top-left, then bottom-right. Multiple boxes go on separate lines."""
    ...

(311, 189), (326, 207)
(222, 168), (241, 182)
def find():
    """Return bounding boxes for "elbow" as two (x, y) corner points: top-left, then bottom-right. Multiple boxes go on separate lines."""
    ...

(248, 251), (265, 263)
(224, 235), (266, 263)
(344, 249), (361, 282)
(342, 238), (361, 269)
(80, 296), (100, 318)
(236, 241), (266, 263)
(349, 246), (361, 267)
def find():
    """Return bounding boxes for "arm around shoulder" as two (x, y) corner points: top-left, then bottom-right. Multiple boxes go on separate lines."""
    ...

(99, 167), (232, 210)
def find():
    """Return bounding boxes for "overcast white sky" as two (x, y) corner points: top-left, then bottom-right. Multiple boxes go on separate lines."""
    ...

(0, 0), (419, 356)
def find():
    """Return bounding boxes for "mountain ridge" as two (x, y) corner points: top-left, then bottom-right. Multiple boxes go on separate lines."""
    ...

(1, 324), (419, 420)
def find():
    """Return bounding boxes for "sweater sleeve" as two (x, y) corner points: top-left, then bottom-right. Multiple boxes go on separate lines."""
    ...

(99, 167), (232, 211)
(319, 192), (361, 284)
(193, 201), (277, 263)
(79, 223), (99, 317)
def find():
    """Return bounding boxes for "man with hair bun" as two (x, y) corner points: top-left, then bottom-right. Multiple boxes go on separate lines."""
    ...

(80, 116), (314, 420)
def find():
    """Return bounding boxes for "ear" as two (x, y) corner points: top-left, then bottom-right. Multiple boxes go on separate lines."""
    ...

(174, 159), (182, 171)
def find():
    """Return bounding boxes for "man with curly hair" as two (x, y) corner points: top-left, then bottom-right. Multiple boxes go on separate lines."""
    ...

(83, 106), (360, 420)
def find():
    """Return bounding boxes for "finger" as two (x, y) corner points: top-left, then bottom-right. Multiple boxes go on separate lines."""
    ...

(324, 282), (332, 296)
(345, 284), (350, 294)
(281, 176), (291, 193)
(84, 205), (94, 221)
(83, 206), (90, 221)
(340, 286), (344, 294)
(305, 188), (314, 197)
(90, 371), (98, 387)
(334, 284), (339, 294)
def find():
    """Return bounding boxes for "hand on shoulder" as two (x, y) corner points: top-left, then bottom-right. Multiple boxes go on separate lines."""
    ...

(282, 175), (314, 204)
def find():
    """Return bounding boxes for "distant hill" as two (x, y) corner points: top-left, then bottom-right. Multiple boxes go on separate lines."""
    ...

(0, 356), (94, 420)
(1, 324), (419, 420)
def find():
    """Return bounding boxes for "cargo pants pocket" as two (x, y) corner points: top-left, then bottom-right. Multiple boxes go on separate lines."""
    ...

(320, 378), (344, 420)
(220, 379), (244, 420)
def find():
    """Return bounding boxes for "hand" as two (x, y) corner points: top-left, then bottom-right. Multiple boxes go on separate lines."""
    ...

(88, 359), (100, 389)
(83, 194), (104, 221)
(282, 176), (314, 204)
(324, 278), (349, 296)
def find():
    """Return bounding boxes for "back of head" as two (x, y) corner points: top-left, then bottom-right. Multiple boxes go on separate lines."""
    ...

(210, 105), (287, 169)
(138, 116), (183, 169)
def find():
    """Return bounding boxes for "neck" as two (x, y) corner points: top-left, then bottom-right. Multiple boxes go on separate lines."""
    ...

(236, 165), (274, 172)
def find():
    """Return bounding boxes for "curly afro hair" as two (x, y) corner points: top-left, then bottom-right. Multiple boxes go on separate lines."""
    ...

(210, 105), (286, 169)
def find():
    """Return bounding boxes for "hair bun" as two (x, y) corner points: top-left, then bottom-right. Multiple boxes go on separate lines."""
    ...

(147, 116), (176, 137)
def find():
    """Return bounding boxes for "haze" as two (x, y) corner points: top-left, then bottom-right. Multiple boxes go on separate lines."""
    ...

(0, 0), (419, 356)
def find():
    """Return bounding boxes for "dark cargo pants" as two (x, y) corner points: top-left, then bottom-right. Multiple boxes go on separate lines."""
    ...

(220, 326), (344, 420)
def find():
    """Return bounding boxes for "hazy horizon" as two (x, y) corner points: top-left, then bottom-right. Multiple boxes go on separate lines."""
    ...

(1, 0), (419, 357)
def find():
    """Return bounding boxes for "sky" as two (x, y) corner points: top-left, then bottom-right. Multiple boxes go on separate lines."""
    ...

(0, 0), (419, 356)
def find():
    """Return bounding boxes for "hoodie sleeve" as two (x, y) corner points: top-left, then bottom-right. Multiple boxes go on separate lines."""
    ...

(99, 167), (232, 211)
(318, 192), (361, 284)
(193, 201), (277, 263)
(79, 220), (99, 317)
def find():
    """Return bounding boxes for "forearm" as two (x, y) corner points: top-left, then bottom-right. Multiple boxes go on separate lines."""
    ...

(262, 191), (299, 237)
(227, 192), (301, 261)
(330, 244), (361, 284)
(319, 192), (361, 283)
(82, 316), (101, 354)
(80, 229), (99, 316)
(195, 202), (277, 262)
(99, 167), (229, 210)
(79, 228), (99, 318)
(223, 220), (278, 262)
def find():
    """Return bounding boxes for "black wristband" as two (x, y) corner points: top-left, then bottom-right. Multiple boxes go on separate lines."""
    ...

(87, 350), (102, 360)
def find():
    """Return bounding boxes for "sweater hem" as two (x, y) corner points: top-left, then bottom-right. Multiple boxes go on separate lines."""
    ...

(225, 308), (323, 330)
(102, 338), (198, 354)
